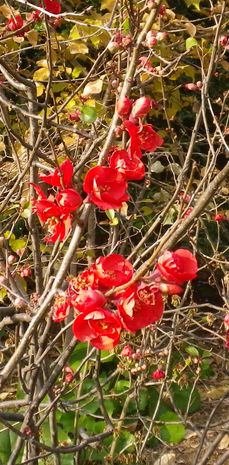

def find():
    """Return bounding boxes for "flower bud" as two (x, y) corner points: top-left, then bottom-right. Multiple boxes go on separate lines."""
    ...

(219, 35), (228, 47)
(8, 255), (16, 265)
(131, 96), (152, 118)
(146, 31), (158, 48)
(151, 369), (165, 380)
(183, 83), (199, 91)
(69, 110), (81, 122)
(117, 96), (132, 117)
(224, 314), (229, 331)
(14, 297), (27, 308)
(121, 344), (133, 357)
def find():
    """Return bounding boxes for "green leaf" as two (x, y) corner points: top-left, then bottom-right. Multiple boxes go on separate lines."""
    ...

(0, 288), (7, 302)
(185, 346), (199, 357)
(81, 105), (97, 124)
(159, 411), (186, 444)
(69, 342), (88, 370)
(171, 384), (201, 414)
(186, 37), (198, 50)
(9, 237), (27, 253)
(0, 427), (11, 463)
(185, 0), (201, 10)
(114, 379), (130, 394)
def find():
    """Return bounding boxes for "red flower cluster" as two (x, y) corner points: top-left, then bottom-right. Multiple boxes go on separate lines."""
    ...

(52, 249), (197, 351)
(7, 15), (24, 31)
(31, 160), (82, 243)
(83, 95), (164, 210)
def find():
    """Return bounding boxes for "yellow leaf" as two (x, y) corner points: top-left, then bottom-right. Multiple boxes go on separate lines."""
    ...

(36, 59), (49, 68)
(68, 42), (89, 54)
(185, 22), (197, 37)
(33, 68), (50, 81)
(35, 82), (45, 97)
(0, 4), (13, 17)
(25, 30), (38, 46)
(13, 36), (25, 44)
(83, 78), (104, 96)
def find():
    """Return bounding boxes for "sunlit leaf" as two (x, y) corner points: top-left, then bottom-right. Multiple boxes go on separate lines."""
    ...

(68, 42), (89, 55)
(186, 37), (198, 50)
(81, 105), (97, 123)
(83, 78), (104, 96)
(33, 68), (50, 82)
(25, 30), (38, 46)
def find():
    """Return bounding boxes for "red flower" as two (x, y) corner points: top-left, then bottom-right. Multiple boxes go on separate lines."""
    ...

(118, 283), (164, 332)
(42, 0), (62, 14)
(214, 214), (228, 222)
(156, 249), (198, 284)
(117, 96), (132, 118)
(224, 314), (229, 331)
(52, 294), (71, 322)
(39, 160), (73, 188)
(109, 149), (145, 181)
(71, 288), (106, 312)
(124, 120), (163, 156)
(121, 344), (133, 357)
(83, 166), (129, 210)
(131, 96), (152, 118)
(68, 268), (99, 296)
(137, 124), (164, 152)
(72, 308), (122, 350)
(7, 15), (24, 31)
(32, 184), (82, 242)
(151, 369), (165, 380)
(94, 254), (133, 288)
(55, 188), (82, 213)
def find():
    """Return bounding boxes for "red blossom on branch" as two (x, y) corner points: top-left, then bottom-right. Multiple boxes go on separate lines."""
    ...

(118, 283), (164, 332)
(156, 249), (198, 284)
(7, 15), (24, 31)
(39, 160), (73, 188)
(109, 149), (145, 180)
(42, 0), (62, 14)
(72, 308), (123, 350)
(94, 253), (134, 288)
(83, 166), (129, 210)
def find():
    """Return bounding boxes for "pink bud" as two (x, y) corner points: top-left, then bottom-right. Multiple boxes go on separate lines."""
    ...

(196, 81), (203, 89)
(156, 31), (168, 42)
(117, 96), (132, 117)
(14, 297), (26, 308)
(219, 35), (228, 47)
(183, 83), (199, 91)
(8, 255), (16, 265)
(121, 344), (133, 357)
(151, 369), (165, 380)
(107, 40), (119, 53)
(224, 314), (229, 331)
(146, 31), (158, 48)
(158, 282), (183, 295)
(131, 96), (152, 118)
(214, 214), (228, 222)
(69, 110), (81, 122)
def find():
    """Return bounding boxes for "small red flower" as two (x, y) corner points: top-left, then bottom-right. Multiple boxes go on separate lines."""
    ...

(137, 124), (164, 152)
(151, 369), (165, 380)
(224, 314), (229, 331)
(131, 96), (152, 118)
(63, 366), (74, 383)
(83, 166), (129, 210)
(121, 344), (133, 357)
(32, 183), (82, 243)
(214, 214), (228, 222)
(39, 160), (73, 188)
(72, 308), (122, 350)
(42, 0), (62, 14)
(109, 149), (145, 181)
(69, 110), (81, 122)
(68, 268), (99, 295)
(146, 31), (158, 48)
(118, 283), (164, 332)
(7, 15), (24, 31)
(124, 120), (163, 156)
(117, 96), (132, 118)
(156, 249), (198, 284)
(71, 288), (106, 312)
(52, 294), (71, 322)
(94, 254), (133, 288)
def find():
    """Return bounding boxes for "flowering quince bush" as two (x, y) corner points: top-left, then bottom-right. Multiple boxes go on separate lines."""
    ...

(0, 0), (229, 464)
